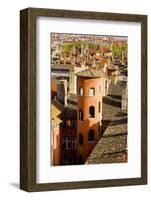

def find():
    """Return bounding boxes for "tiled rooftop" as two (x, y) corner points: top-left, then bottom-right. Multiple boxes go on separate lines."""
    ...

(107, 64), (118, 71)
(61, 107), (77, 120)
(86, 135), (127, 164)
(86, 91), (128, 164)
(51, 64), (75, 70)
(51, 100), (64, 126)
(108, 81), (127, 97)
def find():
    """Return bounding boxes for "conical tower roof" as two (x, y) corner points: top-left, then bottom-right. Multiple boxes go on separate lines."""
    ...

(76, 69), (105, 78)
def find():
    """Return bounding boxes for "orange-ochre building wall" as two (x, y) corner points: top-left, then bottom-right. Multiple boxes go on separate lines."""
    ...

(52, 125), (61, 166)
(77, 77), (103, 163)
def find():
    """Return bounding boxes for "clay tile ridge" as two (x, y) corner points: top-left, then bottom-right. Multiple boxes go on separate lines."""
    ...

(76, 69), (105, 78)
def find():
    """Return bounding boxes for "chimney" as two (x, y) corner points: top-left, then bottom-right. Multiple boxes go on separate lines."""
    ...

(57, 80), (67, 107)
(121, 82), (128, 110)
(71, 56), (76, 65)
(81, 44), (84, 56)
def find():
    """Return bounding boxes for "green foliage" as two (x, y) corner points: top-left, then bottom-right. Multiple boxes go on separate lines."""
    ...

(61, 40), (127, 55)
(112, 43), (127, 56)
(62, 43), (73, 52)
(88, 43), (98, 49)
(61, 41), (98, 52)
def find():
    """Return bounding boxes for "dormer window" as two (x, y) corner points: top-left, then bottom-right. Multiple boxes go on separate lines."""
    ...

(89, 87), (95, 96)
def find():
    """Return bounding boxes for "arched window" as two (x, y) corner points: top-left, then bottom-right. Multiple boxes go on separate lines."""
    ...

(79, 109), (83, 121)
(89, 106), (95, 118)
(98, 102), (101, 113)
(89, 87), (95, 96)
(79, 134), (83, 145)
(79, 87), (83, 96)
(88, 129), (95, 141)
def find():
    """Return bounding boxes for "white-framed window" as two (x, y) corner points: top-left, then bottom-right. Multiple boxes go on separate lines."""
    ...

(89, 87), (95, 96)
(71, 138), (77, 150)
(62, 137), (77, 150)
(79, 86), (83, 96)
(62, 137), (71, 150)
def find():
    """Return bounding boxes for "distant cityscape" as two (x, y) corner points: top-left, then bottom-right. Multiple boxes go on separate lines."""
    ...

(51, 33), (128, 166)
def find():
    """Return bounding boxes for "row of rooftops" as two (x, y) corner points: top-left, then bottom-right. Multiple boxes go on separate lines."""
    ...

(52, 80), (127, 122)
(86, 94), (127, 164)
(52, 54), (115, 67)
(52, 64), (119, 78)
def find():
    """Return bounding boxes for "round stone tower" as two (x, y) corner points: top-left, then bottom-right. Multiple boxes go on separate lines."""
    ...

(76, 69), (104, 164)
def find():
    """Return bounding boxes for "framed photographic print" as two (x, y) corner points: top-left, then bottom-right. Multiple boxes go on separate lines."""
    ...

(20, 8), (147, 191)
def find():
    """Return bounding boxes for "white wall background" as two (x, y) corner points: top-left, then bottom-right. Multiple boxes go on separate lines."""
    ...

(0, 0), (150, 199)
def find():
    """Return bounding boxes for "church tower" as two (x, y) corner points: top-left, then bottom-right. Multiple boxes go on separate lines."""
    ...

(76, 69), (104, 164)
